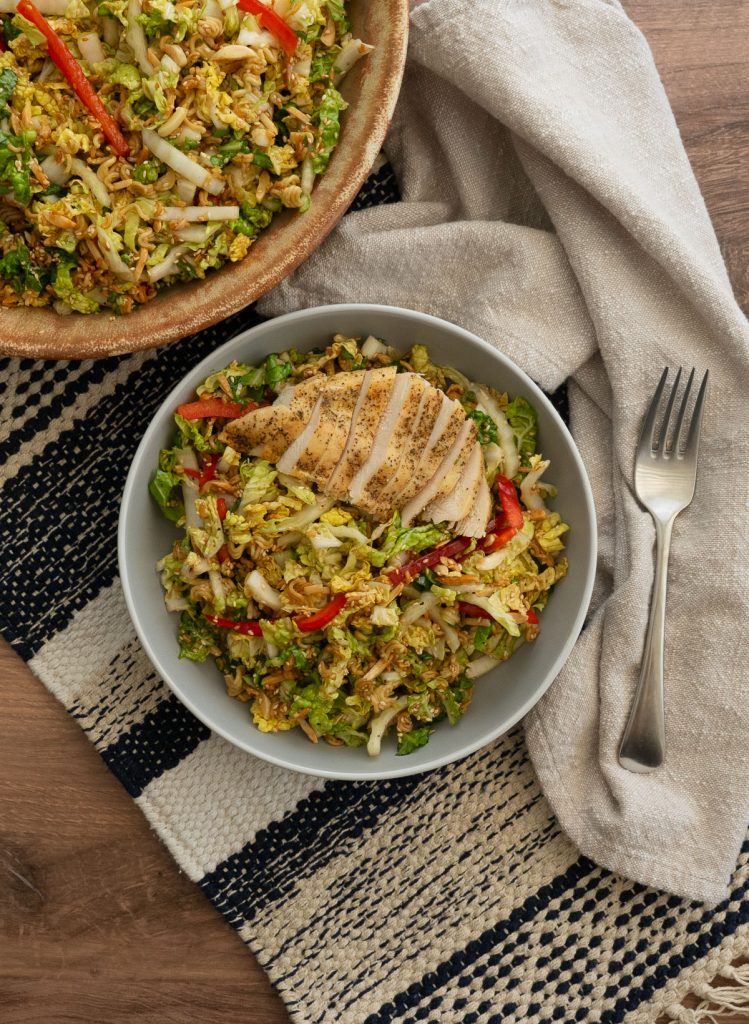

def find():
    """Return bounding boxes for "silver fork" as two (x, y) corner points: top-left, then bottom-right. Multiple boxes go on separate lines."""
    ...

(618, 367), (709, 774)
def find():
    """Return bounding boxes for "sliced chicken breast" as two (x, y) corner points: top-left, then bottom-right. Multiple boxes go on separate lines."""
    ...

(279, 373), (367, 482)
(369, 388), (444, 504)
(274, 374), (325, 412)
(455, 472), (492, 538)
(325, 366), (398, 499)
(384, 393), (467, 506)
(226, 362), (490, 530)
(347, 373), (429, 509)
(419, 434), (481, 527)
(224, 372), (354, 461)
(276, 395), (324, 476)
(223, 404), (299, 461)
(424, 441), (483, 526)
(355, 382), (435, 517)
(402, 419), (477, 526)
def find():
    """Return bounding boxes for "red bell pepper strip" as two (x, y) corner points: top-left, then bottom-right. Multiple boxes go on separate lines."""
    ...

(16, 0), (130, 157)
(182, 466), (200, 480)
(295, 593), (347, 633)
(198, 454), (220, 490)
(236, 0), (298, 55)
(481, 515), (502, 536)
(495, 475), (524, 530)
(216, 497), (228, 522)
(458, 601), (492, 620)
(479, 526), (518, 553)
(205, 614), (263, 636)
(176, 398), (246, 420)
(216, 543), (230, 563)
(526, 608), (539, 625)
(386, 537), (473, 586)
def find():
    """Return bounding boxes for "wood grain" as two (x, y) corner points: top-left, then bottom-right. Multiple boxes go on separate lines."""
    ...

(0, 641), (288, 1024)
(2, 3), (748, 1020)
(626, 0), (749, 312)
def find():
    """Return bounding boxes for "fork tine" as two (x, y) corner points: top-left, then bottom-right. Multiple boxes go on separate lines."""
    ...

(637, 367), (669, 457)
(682, 369), (708, 459)
(670, 367), (695, 452)
(657, 366), (681, 454)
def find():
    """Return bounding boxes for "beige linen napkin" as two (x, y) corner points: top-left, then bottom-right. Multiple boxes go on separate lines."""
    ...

(258, 0), (749, 903)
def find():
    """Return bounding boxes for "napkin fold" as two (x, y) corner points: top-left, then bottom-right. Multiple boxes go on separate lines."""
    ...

(259, 0), (749, 903)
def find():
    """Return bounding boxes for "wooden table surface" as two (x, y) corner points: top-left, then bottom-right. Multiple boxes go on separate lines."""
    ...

(2, 3), (748, 1022)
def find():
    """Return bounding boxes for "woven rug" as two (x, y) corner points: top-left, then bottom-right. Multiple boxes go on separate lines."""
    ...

(2, 165), (748, 1024)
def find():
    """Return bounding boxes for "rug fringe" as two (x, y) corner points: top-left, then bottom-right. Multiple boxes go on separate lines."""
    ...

(665, 963), (749, 1022)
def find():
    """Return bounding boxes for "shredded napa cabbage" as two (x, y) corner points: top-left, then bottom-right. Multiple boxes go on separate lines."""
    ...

(150, 337), (570, 757)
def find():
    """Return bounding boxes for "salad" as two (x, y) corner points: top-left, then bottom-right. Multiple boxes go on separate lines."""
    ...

(0, 0), (368, 313)
(150, 335), (569, 756)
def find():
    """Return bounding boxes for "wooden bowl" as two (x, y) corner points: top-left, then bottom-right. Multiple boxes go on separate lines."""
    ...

(0, 0), (409, 360)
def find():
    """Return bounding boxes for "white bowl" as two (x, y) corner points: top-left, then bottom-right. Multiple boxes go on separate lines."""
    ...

(119, 305), (597, 780)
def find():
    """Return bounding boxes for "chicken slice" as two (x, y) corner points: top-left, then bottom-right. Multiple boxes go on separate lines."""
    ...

(276, 395), (324, 475)
(354, 381), (435, 515)
(384, 393), (467, 506)
(455, 472), (492, 538)
(223, 404), (299, 462)
(347, 373), (429, 509)
(325, 366), (398, 499)
(382, 384), (439, 484)
(278, 373), (367, 482)
(424, 441), (484, 526)
(224, 372), (353, 461)
(402, 419), (477, 526)
(387, 391), (469, 507)
(274, 373), (325, 411)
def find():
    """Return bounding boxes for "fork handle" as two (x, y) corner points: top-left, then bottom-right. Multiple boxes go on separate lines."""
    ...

(618, 516), (674, 773)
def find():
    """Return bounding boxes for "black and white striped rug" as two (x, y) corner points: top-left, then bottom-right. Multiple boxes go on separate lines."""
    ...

(2, 166), (747, 1024)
